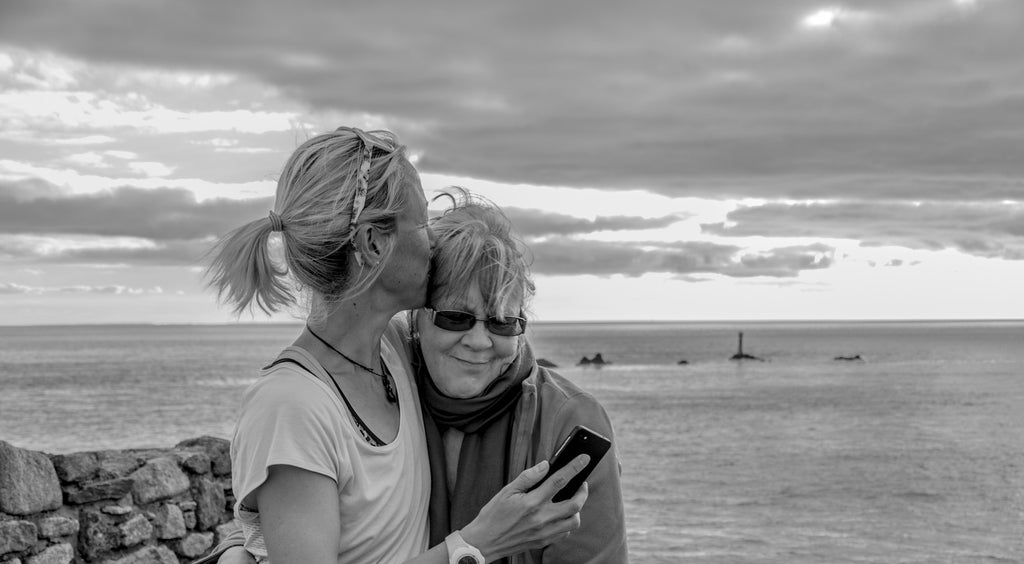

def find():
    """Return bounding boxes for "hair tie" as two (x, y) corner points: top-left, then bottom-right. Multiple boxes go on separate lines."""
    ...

(267, 210), (284, 232)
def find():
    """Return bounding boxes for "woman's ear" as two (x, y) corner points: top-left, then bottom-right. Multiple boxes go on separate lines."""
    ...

(362, 224), (385, 265)
(350, 224), (382, 267)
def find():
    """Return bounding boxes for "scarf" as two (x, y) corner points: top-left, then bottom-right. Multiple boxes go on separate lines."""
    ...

(416, 341), (535, 555)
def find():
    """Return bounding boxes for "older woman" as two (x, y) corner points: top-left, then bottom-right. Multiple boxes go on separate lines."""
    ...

(202, 128), (589, 564)
(409, 191), (629, 564)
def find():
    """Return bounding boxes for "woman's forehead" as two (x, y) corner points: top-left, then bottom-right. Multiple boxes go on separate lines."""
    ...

(433, 280), (522, 313)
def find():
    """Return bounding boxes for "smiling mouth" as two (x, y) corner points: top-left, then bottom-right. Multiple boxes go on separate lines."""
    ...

(453, 357), (489, 366)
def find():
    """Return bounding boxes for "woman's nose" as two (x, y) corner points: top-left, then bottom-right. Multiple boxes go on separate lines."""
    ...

(460, 321), (493, 349)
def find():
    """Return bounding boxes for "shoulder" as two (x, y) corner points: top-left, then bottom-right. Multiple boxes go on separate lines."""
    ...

(531, 366), (615, 438)
(532, 366), (605, 413)
(231, 361), (353, 505)
(245, 360), (332, 402)
(238, 358), (341, 428)
(233, 354), (351, 469)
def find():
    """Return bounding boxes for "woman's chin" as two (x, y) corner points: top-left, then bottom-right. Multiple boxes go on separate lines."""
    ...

(434, 378), (487, 399)
(451, 386), (484, 399)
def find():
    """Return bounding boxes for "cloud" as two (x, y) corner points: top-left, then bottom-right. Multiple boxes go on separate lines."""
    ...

(502, 207), (686, 238)
(0, 159), (277, 201)
(1, 0), (1022, 200)
(703, 200), (1024, 259)
(0, 282), (161, 295)
(0, 178), (837, 277)
(799, 7), (880, 31)
(1, 179), (689, 244)
(1, 0), (1022, 315)
(0, 87), (299, 135)
(127, 161), (175, 177)
(0, 178), (693, 255)
(528, 237), (833, 278)
(0, 236), (213, 266)
(191, 138), (277, 154)
(0, 180), (271, 240)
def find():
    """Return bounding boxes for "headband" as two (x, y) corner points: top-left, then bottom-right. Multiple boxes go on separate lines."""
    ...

(351, 142), (372, 226)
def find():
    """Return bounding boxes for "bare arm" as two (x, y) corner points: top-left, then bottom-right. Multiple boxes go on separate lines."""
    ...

(221, 455), (590, 564)
(257, 465), (341, 563)
(214, 546), (251, 564)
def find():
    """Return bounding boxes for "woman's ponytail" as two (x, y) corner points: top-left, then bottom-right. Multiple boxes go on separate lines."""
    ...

(204, 215), (293, 315)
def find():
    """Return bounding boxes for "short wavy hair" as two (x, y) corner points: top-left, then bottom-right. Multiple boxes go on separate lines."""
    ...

(428, 188), (535, 318)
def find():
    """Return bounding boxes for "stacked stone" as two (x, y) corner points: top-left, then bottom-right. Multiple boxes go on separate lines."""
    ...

(0, 437), (237, 564)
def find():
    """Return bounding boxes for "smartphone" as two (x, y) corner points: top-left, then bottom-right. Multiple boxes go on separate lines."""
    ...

(536, 425), (612, 502)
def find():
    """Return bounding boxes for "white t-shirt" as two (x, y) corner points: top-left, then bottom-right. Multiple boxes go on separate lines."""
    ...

(231, 326), (430, 563)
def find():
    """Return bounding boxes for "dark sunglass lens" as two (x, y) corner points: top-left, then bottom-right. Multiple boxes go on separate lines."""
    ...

(487, 317), (525, 336)
(433, 310), (476, 331)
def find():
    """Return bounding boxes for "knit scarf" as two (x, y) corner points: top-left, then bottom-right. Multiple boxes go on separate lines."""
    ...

(415, 342), (535, 554)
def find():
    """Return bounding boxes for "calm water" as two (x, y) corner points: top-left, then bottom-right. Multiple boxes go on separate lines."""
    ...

(2, 321), (1023, 563)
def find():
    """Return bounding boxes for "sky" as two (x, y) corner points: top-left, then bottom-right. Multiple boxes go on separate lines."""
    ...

(0, 0), (1022, 324)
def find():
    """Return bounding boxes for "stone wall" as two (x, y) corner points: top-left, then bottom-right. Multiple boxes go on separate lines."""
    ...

(0, 437), (236, 564)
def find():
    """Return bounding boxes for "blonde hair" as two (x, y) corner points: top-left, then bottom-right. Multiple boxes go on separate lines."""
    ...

(205, 127), (411, 317)
(428, 188), (535, 318)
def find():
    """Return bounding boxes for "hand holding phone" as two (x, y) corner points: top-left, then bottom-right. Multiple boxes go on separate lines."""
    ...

(533, 425), (611, 502)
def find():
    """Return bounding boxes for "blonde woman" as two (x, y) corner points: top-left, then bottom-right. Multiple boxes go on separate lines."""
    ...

(203, 128), (588, 564)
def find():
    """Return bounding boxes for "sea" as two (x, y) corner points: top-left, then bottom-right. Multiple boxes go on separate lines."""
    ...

(1, 320), (1022, 563)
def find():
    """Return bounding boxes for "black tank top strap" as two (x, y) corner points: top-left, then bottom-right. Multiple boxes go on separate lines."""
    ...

(264, 357), (386, 447)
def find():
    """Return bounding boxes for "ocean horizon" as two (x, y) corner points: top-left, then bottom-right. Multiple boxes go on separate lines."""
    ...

(2, 320), (1022, 562)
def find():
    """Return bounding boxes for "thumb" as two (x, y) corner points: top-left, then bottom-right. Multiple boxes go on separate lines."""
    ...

(506, 460), (550, 493)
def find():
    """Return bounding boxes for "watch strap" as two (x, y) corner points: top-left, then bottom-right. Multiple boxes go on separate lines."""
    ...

(445, 530), (486, 564)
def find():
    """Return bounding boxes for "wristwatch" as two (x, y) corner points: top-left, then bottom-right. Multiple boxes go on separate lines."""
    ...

(445, 530), (486, 564)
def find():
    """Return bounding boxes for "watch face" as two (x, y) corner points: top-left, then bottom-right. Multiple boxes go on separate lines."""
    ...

(457, 557), (479, 564)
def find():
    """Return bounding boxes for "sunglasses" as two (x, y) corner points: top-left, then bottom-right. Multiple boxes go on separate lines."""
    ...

(426, 308), (527, 337)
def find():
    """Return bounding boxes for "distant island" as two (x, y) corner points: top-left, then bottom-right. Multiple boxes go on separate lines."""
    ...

(577, 353), (611, 366)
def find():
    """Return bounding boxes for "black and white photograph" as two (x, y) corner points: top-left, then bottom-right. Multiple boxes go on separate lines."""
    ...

(1, 1), (1022, 562)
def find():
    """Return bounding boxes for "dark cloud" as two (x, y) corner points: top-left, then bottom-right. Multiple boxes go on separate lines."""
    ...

(0, 181), (271, 240)
(0, 178), (836, 276)
(0, 180), (682, 241)
(2, 0), (1023, 200)
(703, 200), (1024, 259)
(528, 237), (832, 278)
(720, 244), (834, 278)
(677, 174), (1024, 202)
(46, 240), (213, 266)
(502, 207), (685, 237)
(0, 237), (212, 266)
